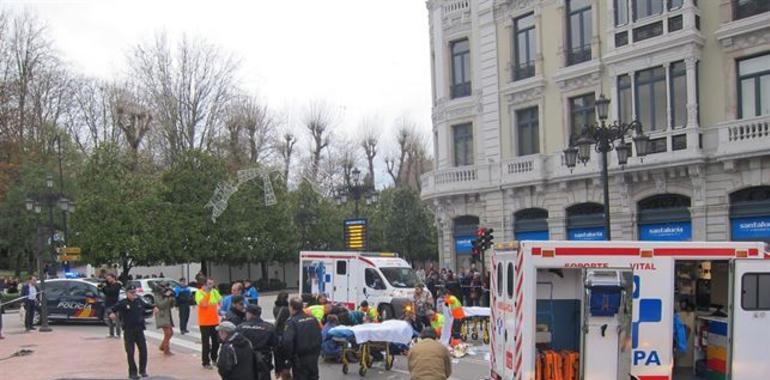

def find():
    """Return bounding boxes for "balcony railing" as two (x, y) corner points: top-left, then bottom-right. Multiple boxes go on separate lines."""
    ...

(442, 0), (470, 18)
(434, 165), (477, 185)
(513, 61), (535, 81)
(566, 46), (591, 66)
(733, 0), (770, 20)
(451, 82), (471, 99)
(715, 115), (770, 158)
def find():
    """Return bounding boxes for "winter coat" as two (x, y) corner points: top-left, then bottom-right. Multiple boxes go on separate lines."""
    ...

(407, 338), (452, 380)
(154, 294), (175, 328)
(217, 332), (256, 380)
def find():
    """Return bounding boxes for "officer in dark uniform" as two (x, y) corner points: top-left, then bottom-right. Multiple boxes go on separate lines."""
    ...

(109, 285), (154, 380)
(237, 304), (277, 380)
(281, 296), (322, 380)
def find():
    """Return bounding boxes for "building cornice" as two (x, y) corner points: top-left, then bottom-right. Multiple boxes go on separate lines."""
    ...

(604, 31), (704, 67)
(714, 12), (770, 50)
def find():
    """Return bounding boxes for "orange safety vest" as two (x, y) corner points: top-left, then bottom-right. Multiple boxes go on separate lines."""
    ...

(195, 289), (222, 327)
(444, 294), (465, 320)
(561, 350), (579, 380)
(542, 350), (563, 380)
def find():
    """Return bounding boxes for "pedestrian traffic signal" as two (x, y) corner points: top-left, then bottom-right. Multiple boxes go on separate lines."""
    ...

(483, 228), (495, 251)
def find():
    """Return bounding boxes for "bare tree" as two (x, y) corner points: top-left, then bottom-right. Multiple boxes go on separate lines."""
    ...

(359, 119), (379, 188)
(224, 95), (275, 166)
(113, 84), (153, 170)
(129, 33), (238, 161)
(384, 117), (428, 189)
(276, 132), (296, 186)
(302, 101), (335, 182)
(65, 77), (122, 154)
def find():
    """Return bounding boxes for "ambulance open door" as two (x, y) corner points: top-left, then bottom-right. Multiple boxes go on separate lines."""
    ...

(730, 260), (770, 379)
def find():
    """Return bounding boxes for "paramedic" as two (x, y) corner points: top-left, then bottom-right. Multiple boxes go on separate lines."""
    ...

(358, 300), (380, 323)
(320, 314), (342, 361)
(282, 296), (322, 380)
(304, 303), (332, 325)
(443, 293), (465, 344)
(426, 309), (445, 338)
(408, 328), (452, 380)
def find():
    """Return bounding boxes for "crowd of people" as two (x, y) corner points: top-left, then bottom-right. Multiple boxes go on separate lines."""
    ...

(418, 263), (489, 308)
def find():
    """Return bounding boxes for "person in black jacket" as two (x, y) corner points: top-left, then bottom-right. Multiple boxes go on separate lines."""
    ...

(216, 321), (256, 380)
(109, 285), (154, 380)
(100, 273), (123, 338)
(272, 292), (291, 379)
(224, 295), (246, 326)
(281, 296), (322, 380)
(237, 304), (276, 380)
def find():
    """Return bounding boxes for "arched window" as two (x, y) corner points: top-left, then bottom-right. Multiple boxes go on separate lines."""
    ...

(566, 202), (606, 240)
(730, 186), (770, 243)
(637, 194), (692, 241)
(514, 208), (549, 241)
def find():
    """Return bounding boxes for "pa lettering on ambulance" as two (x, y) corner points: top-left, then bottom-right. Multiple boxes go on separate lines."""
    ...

(563, 263), (657, 270)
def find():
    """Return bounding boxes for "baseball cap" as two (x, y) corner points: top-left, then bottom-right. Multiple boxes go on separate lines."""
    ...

(125, 284), (137, 292)
(216, 321), (237, 333)
(231, 295), (244, 304)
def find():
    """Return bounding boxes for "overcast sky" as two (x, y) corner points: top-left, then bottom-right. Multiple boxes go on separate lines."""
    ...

(7, 0), (432, 155)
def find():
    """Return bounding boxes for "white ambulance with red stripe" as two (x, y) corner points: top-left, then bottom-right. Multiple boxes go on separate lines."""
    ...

(490, 240), (770, 380)
(300, 251), (419, 319)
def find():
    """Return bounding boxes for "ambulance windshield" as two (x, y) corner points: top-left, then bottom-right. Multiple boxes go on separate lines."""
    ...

(380, 267), (419, 288)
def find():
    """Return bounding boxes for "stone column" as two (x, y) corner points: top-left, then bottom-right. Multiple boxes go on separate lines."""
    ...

(684, 57), (700, 152)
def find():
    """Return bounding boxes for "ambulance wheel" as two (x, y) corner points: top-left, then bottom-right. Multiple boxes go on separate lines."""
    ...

(359, 366), (367, 376)
(342, 363), (349, 374)
(378, 304), (395, 320)
(385, 355), (394, 370)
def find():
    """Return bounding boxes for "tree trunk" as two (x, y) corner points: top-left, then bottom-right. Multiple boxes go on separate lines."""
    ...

(260, 261), (269, 284)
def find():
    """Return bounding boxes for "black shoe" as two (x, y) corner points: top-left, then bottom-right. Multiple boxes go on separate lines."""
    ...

(129, 374), (140, 380)
(140, 372), (149, 377)
(202, 364), (213, 369)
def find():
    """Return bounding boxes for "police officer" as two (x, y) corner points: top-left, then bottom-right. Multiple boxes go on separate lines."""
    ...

(237, 304), (277, 380)
(224, 295), (246, 326)
(109, 285), (154, 380)
(281, 296), (322, 380)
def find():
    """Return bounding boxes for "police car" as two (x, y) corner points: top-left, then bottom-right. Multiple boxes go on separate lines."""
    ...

(25, 279), (152, 325)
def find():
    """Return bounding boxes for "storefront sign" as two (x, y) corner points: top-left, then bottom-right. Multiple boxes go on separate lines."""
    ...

(639, 222), (692, 241)
(567, 227), (606, 241)
(515, 230), (549, 241)
(731, 216), (770, 240)
(455, 236), (474, 253)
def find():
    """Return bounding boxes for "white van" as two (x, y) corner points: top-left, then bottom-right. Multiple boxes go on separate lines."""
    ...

(299, 251), (420, 319)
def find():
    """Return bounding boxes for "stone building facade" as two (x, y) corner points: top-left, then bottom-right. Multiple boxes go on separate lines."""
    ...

(422, 0), (770, 271)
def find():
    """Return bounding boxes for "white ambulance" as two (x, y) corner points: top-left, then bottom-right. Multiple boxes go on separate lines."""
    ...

(299, 251), (420, 319)
(490, 240), (770, 380)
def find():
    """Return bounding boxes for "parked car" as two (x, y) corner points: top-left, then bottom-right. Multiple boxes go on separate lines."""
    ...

(21, 278), (152, 325)
(128, 278), (197, 305)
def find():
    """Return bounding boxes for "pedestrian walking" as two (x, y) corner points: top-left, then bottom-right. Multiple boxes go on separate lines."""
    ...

(100, 273), (123, 338)
(237, 304), (277, 380)
(223, 295), (246, 326)
(407, 328), (452, 380)
(174, 278), (193, 334)
(154, 283), (175, 355)
(21, 276), (39, 332)
(281, 296), (322, 380)
(109, 285), (154, 380)
(272, 292), (291, 380)
(216, 321), (256, 380)
(196, 278), (223, 369)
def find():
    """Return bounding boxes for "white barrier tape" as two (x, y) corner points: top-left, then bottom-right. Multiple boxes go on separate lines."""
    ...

(0, 292), (44, 308)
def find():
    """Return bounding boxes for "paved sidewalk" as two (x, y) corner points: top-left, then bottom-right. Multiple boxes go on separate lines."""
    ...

(0, 315), (219, 380)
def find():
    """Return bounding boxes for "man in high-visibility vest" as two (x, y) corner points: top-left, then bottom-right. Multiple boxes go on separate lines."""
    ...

(426, 309), (445, 338)
(304, 303), (332, 325)
(359, 300), (380, 323)
(444, 293), (465, 346)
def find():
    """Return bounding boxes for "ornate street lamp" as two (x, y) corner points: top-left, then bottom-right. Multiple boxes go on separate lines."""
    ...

(562, 94), (649, 240)
(335, 167), (379, 218)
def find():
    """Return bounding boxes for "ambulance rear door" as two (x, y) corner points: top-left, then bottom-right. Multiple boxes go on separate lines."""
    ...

(332, 258), (351, 305)
(730, 259), (770, 379)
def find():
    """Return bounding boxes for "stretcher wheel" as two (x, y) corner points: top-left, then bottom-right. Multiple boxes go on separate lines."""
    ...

(359, 365), (367, 376)
(342, 363), (349, 374)
(385, 354), (394, 370)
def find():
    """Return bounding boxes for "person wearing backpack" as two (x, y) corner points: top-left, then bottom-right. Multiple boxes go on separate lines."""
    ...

(175, 278), (193, 334)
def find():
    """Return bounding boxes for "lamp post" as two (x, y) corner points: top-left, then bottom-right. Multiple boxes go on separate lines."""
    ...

(25, 174), (76, 332)
(562, 94), (650, 240)
(335, 167), (379, 218)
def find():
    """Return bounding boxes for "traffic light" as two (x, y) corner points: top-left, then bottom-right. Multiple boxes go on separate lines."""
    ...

(483, 228), (495, 250)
